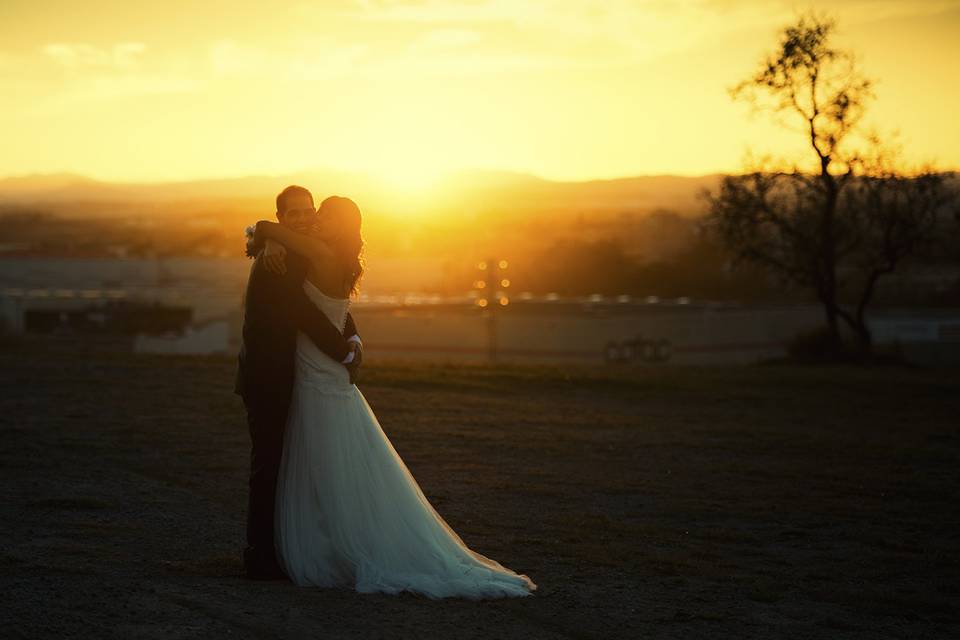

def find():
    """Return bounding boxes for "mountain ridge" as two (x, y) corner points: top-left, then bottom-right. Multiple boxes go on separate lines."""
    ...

(0, 169), (724, 218)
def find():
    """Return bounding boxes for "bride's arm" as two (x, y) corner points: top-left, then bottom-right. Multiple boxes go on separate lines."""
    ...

(253, 220), (334, 264)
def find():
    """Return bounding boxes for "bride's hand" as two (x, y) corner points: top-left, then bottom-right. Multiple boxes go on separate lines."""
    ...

(263, 239), (287, 275)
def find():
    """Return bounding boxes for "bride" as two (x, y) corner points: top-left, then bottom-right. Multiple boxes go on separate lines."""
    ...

(251, 196), (536, 599)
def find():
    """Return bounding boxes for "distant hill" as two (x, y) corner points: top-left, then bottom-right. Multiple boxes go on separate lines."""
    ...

(0, 170), (723, 219)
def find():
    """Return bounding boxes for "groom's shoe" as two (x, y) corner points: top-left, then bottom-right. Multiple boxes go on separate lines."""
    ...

(242, 548), (287, 581)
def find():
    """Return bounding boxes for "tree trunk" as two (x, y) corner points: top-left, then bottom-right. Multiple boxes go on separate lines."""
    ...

(854, 321), (873, 354)
(835, 312), (872, 358)
(819, 162), (843, 356)
(822, 302), (844, 354)
(851, 269), (886, 358)
(817, 279), (844, 356)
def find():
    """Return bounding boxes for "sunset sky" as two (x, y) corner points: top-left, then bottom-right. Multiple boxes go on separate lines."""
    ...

(2, 0), (958, 186)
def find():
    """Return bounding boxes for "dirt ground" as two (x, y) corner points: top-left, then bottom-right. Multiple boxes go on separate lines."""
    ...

(1, 336), (958, 639)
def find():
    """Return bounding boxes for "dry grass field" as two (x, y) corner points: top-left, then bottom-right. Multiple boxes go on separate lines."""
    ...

(1, 336), (958, 639)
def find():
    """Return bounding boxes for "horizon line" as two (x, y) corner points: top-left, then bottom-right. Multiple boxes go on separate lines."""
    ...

(2, 165), (957, 189)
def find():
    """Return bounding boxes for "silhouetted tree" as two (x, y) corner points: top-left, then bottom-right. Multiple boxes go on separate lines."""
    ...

(706, 13), (956, 355)
(527, 239), (634, 295)
(842, 159), (954, 346)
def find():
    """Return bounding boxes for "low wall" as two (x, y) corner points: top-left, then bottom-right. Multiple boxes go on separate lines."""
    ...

(348, 305), (826, 365)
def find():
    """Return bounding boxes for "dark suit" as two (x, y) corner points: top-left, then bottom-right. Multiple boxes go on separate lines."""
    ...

(235, 251), (358, 569)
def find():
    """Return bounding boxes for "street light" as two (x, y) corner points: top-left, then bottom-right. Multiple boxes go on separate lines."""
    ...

(473, 257), (511, 361)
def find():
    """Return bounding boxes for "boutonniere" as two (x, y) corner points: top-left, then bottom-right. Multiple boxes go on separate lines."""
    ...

(244, 224), (258, 258)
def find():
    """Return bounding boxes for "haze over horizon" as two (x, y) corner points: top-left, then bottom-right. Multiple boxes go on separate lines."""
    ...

(0, 165), (720, 187)
(2, 0), (959, 187)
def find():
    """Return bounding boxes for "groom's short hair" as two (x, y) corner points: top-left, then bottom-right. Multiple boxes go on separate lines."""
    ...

(276, 185), (314, 213)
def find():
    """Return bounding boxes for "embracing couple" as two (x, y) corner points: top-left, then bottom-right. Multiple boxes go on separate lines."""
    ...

(234, 186), (536, 599)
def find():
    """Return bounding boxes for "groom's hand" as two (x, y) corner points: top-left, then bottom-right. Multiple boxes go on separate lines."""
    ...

(346, 342), (363, 385)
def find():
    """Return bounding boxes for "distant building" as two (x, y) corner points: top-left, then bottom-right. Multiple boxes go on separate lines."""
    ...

(134, 319), (231, 355)
(0, 288), (191, 336)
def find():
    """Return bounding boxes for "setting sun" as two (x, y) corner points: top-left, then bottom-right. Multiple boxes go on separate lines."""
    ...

(370, 162), (447, 194)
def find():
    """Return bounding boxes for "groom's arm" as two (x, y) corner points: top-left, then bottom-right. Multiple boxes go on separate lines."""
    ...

(344, 313), (358, 339)
(272, 264), (353, 364)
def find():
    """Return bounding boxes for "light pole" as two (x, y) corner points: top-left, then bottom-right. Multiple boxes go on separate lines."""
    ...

(474, 258), (509, 362)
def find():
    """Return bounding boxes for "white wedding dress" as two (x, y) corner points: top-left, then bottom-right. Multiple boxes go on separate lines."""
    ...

(275, 280), (536, 599)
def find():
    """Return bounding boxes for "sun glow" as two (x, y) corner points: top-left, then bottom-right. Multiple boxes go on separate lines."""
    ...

(373, 164), (447, 194)
(0, 1), (957, 182)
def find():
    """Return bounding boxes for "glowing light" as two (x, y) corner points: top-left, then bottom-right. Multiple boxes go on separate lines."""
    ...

(475, 280), (486, 289)
(499, 296), (509, 306)
(500, 279), (510, 288)
(373, 164), (445, 194)
(477, 261), (487, 270)
(476, 298), (488, 308)
(498, 260), (509, 269)
(3, 4), (959, 184)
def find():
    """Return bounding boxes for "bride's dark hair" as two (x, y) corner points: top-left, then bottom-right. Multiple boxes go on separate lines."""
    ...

(319, 196), (365, 297)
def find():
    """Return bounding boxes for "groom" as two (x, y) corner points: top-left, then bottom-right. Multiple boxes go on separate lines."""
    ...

(235, 185), (362, 579)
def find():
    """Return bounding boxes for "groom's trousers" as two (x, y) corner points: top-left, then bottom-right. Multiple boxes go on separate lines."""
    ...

(243, 394), (290, 565)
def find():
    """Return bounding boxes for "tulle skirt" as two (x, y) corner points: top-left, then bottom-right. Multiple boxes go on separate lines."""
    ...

(275, 374), (536, 599)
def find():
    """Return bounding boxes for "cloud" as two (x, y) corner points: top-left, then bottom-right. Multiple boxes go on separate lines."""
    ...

(208, 39), (369, 81)
(207, 34), (568, 82)
(347, 0), (960, 57)
(42, 42), (147, 69)
(31, 41), (199, 107)
(414, 28), (482, 49)
(344, 1), (775, 66)
(80, 74), (200, 99)
(351, 0), (523, 23)
(209, 40), (270, 77)
(217, 1), (960, 83)
(26, 73), (202, 115)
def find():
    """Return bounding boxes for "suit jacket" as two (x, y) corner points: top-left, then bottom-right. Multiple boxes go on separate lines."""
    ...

(234, 251), (357, 407)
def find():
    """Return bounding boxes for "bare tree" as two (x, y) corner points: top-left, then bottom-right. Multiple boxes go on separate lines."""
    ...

(706, 13), (955, 355)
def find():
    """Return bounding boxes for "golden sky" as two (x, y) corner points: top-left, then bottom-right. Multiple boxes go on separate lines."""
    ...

(2, 0), (958, 185)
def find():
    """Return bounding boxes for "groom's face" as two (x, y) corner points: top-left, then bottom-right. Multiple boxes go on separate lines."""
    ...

(277, 193), (315, 233)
